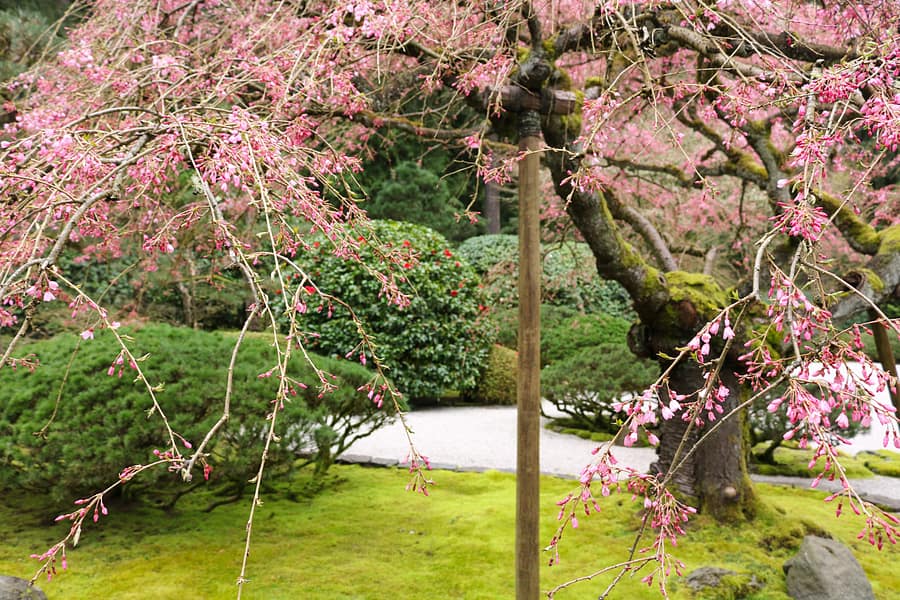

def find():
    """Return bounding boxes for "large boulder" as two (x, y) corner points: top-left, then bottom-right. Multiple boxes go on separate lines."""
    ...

(783, 535), (874, 600)
(0, 576), (47, 600)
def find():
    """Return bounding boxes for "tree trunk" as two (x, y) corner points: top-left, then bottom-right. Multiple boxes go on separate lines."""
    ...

(176, 280), (196, 329)
(485, 134), (501, 234)
(540, 94), (756, 523)
(657, 362), (756, 521)
(485, 179), (501, 234)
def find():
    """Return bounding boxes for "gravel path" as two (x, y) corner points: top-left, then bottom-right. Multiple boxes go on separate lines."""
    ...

(344, 401), (656, 478)
(345, 401), (900, 510)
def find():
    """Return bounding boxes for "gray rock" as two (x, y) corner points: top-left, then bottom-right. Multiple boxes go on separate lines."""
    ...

(685, 566), (737, 591)
(684, 566), (764, 597)
(783, 535), (875, 600)
(0, 576), (47, 600)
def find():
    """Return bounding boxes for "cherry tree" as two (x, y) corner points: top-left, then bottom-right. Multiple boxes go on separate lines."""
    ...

(1, 0), (899, 597)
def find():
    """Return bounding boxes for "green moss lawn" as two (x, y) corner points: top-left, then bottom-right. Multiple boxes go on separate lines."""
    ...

(752, 445), (900, 479)
(0, 465), (896, 599)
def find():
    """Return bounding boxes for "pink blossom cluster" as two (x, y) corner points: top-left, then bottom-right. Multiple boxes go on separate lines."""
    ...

(576, 92), (623, 160)
(612, 388), (662, 447)
(788, 129), (842, 180)
(403, 451), (434, 497)
(475, 148), (517, 186)
(861, 95), (900, 152)
(768, 352), (899, 452)
(772, 195), (830, 241)
(548, 449), (638, 565)
(106, 350), (137, 378)
(551, 448), (694, 595)
(635, 482), (694, 592)
(766, 273), (832, 343)
(686, 313), (735, 364)
(455, 52), (515, 97)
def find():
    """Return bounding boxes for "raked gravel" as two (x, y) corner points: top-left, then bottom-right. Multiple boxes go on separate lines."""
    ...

(344, 401), (900, 510)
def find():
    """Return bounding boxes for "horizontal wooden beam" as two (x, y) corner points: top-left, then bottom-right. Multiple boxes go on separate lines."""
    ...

(488, 86), (579, 116)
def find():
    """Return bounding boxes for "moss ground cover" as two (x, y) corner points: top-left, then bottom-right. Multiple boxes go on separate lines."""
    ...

(863, 450), (900, 477)
(0, 465), (896, 599)
(751, 444), (900, 478)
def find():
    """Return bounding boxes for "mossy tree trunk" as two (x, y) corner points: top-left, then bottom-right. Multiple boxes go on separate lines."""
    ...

(542, 105), (758, 521)
(657, 363), (756, 521)
(530, 37), (899, 522)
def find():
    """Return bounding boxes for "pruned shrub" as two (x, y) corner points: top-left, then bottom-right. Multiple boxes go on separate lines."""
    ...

(0, 323), (396, 505)
(470, 344), (517, 405)
(541, 312), (632, 366)
(493, 305), (645, 431)
(456, 234), (519, 275)
(456, 235), (633, 317)
(491, 304), (578, 352)
(542, 343), (657, 432)
(297, 220), (493, 401)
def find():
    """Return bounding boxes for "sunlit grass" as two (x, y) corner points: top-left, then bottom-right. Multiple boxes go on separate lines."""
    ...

(0, 465), (896, 599)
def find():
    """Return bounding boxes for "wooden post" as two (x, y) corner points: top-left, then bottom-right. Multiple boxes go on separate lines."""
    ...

(487, 82), (573, 600)
(516, 109), (542, 600)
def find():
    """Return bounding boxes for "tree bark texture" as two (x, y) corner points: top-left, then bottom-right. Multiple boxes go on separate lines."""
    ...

(657, 364), (756, 521)
(484, 144), (501, 235)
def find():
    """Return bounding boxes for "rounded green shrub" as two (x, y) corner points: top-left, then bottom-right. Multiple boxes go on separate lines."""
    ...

(470, 344), (517, 405)
(491, 304), (579, 351)
(456, 234), (519, 275)
(542, 343), (657, 432)
(0, 324), (396, 504)
(363, 161), (474, 241)
(492, 305), (643, 431)
(456, 235), (634, 317)
(541, 312), (632, 366)
(297, 220), (493, 400)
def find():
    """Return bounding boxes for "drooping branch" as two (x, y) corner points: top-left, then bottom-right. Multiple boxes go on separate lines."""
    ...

(604, 188), (678, 272)
(678, 84), (885, 258)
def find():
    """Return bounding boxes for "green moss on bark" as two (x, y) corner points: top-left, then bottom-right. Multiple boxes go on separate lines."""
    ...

(855, 267), (886, 293)
(878, 223), (900, 255)
(666, 271), (728, 318)
(816, 189), (881, 254)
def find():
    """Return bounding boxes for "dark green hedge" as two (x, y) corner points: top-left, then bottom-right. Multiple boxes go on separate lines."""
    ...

(456, 235), (633, 318)
(492, 306), (632, 367)
(0, 323), (396, 504)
